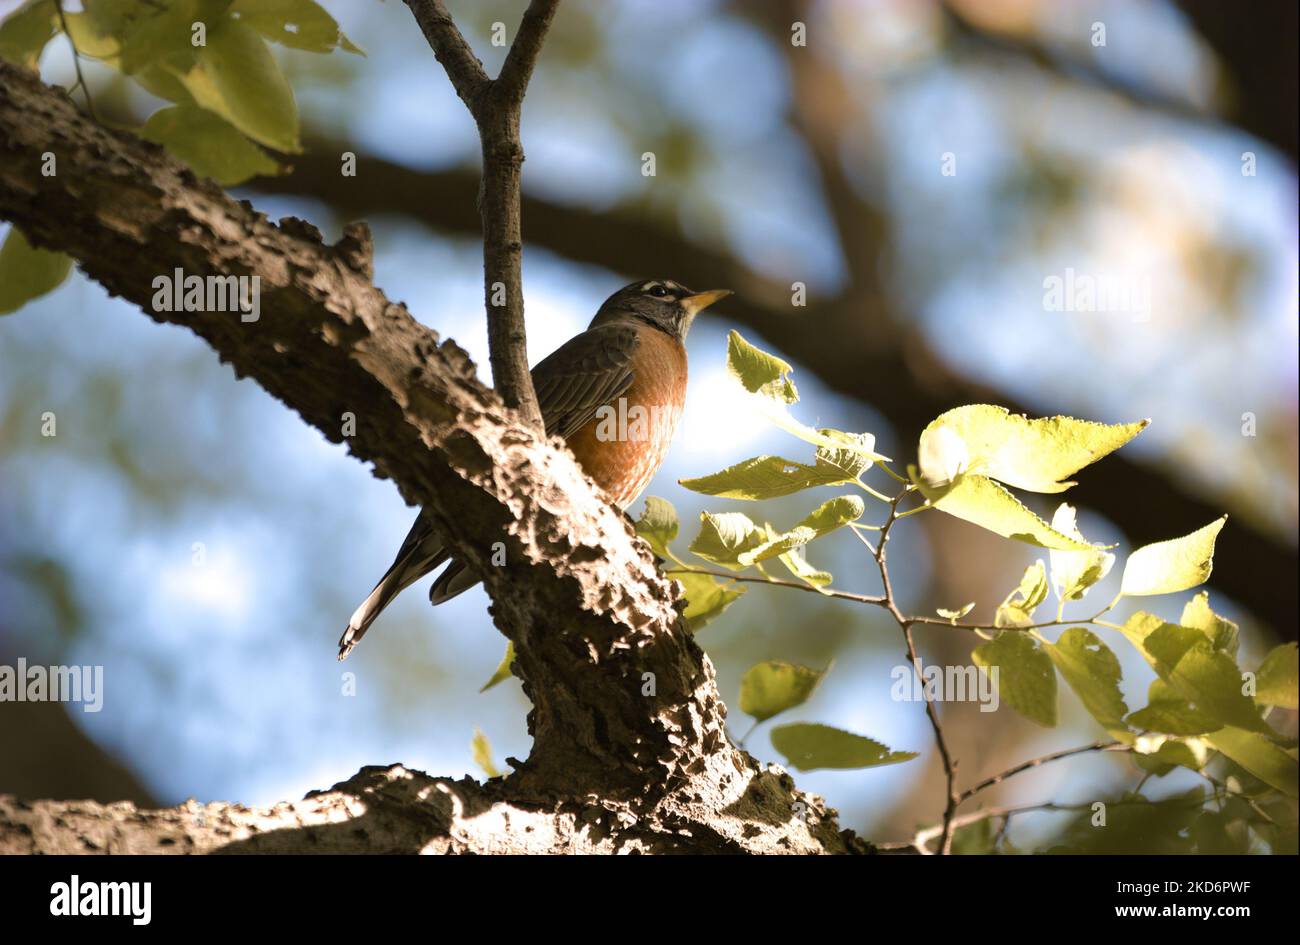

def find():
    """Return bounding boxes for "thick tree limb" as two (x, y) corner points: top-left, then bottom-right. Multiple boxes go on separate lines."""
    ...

(404, 0), (559, 431)
(0, 60), (859, 854)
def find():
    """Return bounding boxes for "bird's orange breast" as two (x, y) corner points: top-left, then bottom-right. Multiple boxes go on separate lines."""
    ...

(565, 324), (687, 509)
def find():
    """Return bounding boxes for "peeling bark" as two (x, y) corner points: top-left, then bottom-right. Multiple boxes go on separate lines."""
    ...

(0, 61), (860, 854)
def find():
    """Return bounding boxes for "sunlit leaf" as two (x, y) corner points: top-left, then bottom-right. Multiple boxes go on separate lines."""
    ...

(1208, 726), (1299, 797)
(633, 495), (677, 559)
(770, 723), (916, 771)
(777, 545), (832, 592)
(1127, 679), (1222, 736)
(1132, 735), (1211, 776)
(680, 454), (858, 500)
(140, 104), (282, 185)
(994, 561), (1049, 628)
(479, 639), (514, 692)
(920, 405), (1147, 493)
(1119, 517), (1227, 597)
(673, 571), (744, 633)
(1044, 627), (1129, 735)
(921, 474), (1092, 551)
(726, 329), (798, 405)
(1048, 503), (1115, 601)
(1180, 591), (1239, 657)
(1255, 643), (1298, 710)
(0, 228), (73, 315)
(739, 660), (827, 723)
(688, 511), (764, 570)
(973, 630), (1057, 726)
(736, 495), (864, 567)
(936, 602), (974, 622)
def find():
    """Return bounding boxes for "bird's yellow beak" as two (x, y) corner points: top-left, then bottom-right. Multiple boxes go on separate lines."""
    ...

(681, 288), (732, 317)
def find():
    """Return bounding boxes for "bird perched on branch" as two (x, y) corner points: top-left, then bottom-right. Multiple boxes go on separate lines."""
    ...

(338, 279), (730, 660)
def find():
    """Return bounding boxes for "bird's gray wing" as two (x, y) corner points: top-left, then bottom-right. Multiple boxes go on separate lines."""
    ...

(531, 323), (640, 440)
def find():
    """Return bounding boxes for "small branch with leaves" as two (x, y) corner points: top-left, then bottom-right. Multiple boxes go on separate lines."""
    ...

(640, 329), (1298, 855)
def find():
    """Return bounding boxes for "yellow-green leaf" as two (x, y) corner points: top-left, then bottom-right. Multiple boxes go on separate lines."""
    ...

(1132, 734), (1211, 776)
(680, 454), (858, 500)
(688, 511), (764, 570)
(0, 228), (73, 315)
(140, 104), (282, 185)
(1127, 679), (1222, 736)
(726, 329), (798, 404)
(973, 630), (1057, 726)
(1256, 643), (1298, 709)
(770, 723), (917, 771)
(739, 660), (828, 723)
(994, 561), (1049, 628)
(479, 639), (514, 692)
(920, 405), (1147, 493)
(674, 571), (745, 633)
(937, 602), (974, 622)
(777, 546), (832, 592)
(0, 0), (57, 69)
(1119, 517), (1227, 597)
(170, 19), (301, 153)
(231, 0), (364, 54)
(1208, 725), (1299, 797)
(1048, 503), (1115, 601)
(471, 728), (502, 779)
(922, 474), (1092, 551)
(736, 495), (864, 567)
(633, 495), (677, 559)
(1180, 592), (1239, 657)
(1044, 627), (1129, 735)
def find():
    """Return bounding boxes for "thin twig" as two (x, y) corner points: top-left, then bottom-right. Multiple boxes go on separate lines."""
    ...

(665, 566), (885, 606)
(404, 0), (557, 430)
(55, 1), (96, 122)
(956, 741), (1129, 805)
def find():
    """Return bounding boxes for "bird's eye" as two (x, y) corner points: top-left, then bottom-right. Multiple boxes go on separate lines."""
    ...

(648, 284), (669, 298)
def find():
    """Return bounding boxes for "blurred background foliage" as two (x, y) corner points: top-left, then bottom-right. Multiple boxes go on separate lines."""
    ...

(0, 0), (1295, 851)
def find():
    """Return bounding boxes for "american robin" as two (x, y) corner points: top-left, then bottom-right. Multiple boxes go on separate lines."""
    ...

(337, 279), (730, 659)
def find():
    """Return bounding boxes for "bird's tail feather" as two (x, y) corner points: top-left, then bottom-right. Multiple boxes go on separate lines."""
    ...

(428, 559), (479, 605)
(337, 547), (447, 660)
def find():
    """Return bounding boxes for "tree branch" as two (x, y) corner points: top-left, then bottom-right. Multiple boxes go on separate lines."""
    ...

(404, 0), (558, 431)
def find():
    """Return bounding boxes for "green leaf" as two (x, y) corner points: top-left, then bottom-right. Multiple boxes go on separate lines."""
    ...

(140, 104), (281, 185)
(1208, 726), (1299, 797)
(1044, 627), (1129, 735)
(471, 728), (502, 779)
(1119, 517), (1227, 597)
(1048, 503), (1115, 601)
(61, 11), (121, 59)
(1256, 643), (1298, 710)
(973, 631), (1057, 726)
(117, 0), (203, 75)
(737, 495), (864, 567)
(937, 602), (975, 622)
(0, 228), (73, 315)
(679, 454), (858, 500)
(479, 640), (514, 692)
(1127, 679), (1222, 735)
(922, 474), (1092, 551)
(674, 571), (744, 633)
(919, 405), (1147, 494)
(633, 495), (678, 559)
(739, 660), (828, 723)
(994, 561), (1049, 628)
(0, 0), (57, 69)
(1131, 736), (1211, 776)
(1180, 592), (1239, 657)
(171, 18), (301, 153)
(769, 723), (916, 772)
(726, 329), (798, 405)
(688, 511), (764, 570)
(231, 0), (364, 54)
(814, 433), (879, 479)
(777, 546), (832, 592)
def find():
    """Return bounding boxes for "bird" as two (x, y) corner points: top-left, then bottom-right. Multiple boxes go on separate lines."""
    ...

(337, 279), (730, 660)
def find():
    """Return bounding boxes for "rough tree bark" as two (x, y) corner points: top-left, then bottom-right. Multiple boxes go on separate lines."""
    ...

(0, 58), (867, 854)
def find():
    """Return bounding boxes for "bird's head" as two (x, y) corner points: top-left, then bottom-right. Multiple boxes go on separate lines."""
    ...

(591, 279), (731, 339)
